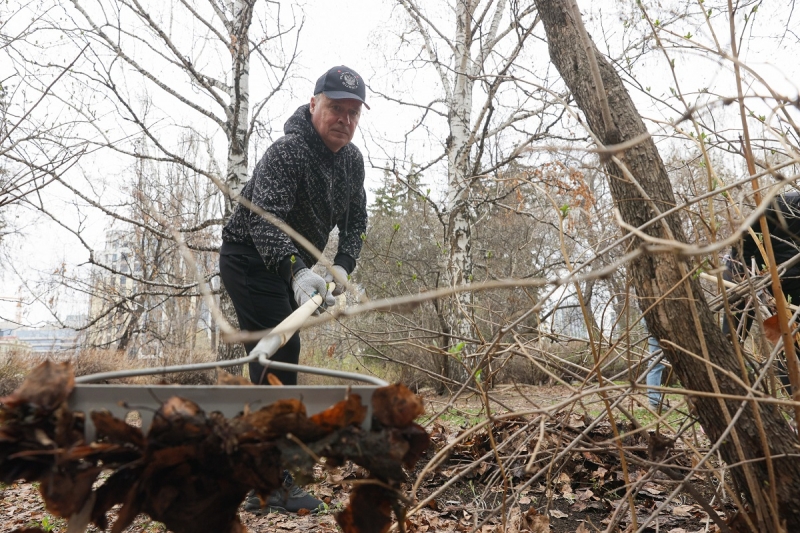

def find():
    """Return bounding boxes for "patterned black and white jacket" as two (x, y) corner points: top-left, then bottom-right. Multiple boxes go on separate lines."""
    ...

(221, 104), (368, 284)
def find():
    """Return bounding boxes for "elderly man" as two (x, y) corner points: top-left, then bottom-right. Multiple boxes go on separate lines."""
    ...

(219, 65), (369, 513)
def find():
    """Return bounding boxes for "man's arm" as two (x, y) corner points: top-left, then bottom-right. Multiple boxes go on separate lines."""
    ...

(334, 151), (368, 274)
(247, 141), (304, 274)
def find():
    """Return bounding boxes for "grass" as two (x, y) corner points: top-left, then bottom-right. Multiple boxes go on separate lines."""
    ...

(0, 352), (28, 396)
(25, 514), (65, 532)
(569, 387), (700, 438)
(315, 500), (346, 516)
(418, 406), (487, 427)
(0, 348), (218, 391)
(298, 346), (397, 386)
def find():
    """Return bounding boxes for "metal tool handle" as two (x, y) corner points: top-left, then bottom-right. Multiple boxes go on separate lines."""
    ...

(75, 285), (387, 386)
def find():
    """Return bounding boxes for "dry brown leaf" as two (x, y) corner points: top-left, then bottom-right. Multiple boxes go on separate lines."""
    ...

(671, 504), (696, 517)
(39, 465), (103, 517)
(648, 432), (675, 462)
(336, 485), (394, 533)
(371, 384), (424, 427)
(575, 523), (591, 533)
(505, 507), (522, 533)
(763, 314), (782, 345)
(0, 360), (74, 410)
(92, 411), (146, 448)
(398, 423), (431, 468)
(309, 394), (366, 433)
(523, 507), (551, 533)
(266, 373), (284, 386)
(160, 396), (203, 419)
(216, 369), (252, 386)
(234, 398), (323, 441)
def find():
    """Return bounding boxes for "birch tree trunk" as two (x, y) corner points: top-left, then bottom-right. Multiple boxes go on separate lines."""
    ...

(224, 0), (252, 210)
(396, 0), (521, 389)
(442, 0), (477, 385)
(216, 0), (254, 371)
(534, 1), (800, 528)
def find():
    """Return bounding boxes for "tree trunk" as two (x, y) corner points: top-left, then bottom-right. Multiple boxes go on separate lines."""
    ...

(534, 1), (800, 529)
(442, 0), (478, 386)
(216, 0), (254, 375)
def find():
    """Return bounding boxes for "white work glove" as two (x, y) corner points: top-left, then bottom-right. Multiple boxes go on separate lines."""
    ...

(323, 264), (349, 296)
(291, 268), (335, 311)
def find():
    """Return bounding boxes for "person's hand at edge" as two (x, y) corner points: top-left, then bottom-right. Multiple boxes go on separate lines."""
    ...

(291, 268), (335, 311)
(323, 264), (348, 296)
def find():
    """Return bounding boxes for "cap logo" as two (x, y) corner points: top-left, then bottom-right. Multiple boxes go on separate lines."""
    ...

(340, 71), (358, 90)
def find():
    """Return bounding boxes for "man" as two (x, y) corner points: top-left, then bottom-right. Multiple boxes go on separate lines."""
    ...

(723, 191), (800, 392)
(219, 65), (369, 513)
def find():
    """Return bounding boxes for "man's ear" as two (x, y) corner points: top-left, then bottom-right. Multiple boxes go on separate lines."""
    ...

(309, 96), (317, 113)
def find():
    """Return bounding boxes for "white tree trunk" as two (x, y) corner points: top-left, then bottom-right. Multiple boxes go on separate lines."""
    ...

(395, 0), (518, 388)
(218, 0), (253, 371)
(441, 0), (477, 384)
(224, 0), (252, 214)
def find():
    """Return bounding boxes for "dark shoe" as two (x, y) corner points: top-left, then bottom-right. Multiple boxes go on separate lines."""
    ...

(243, 491), (268, 513)
(267, 481), (324, 513)
(243, 484), (324, 515)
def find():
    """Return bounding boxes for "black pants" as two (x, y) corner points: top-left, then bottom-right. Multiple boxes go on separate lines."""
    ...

(219, 253), (300, 385)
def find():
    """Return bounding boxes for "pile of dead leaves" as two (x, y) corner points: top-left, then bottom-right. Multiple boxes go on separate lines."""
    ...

(0, 361), (429, 533)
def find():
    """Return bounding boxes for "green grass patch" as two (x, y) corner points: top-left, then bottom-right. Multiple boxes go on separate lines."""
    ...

(25, 515), (65, 532)
(299, 348), (398, 385)
(419, 406), (487, 428)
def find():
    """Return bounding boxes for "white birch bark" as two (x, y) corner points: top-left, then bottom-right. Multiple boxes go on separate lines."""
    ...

(444, 0), (476, 371)
(399, 0), (510, 383)
(218, 0), (254, 368)
(224, 0), (252, 214)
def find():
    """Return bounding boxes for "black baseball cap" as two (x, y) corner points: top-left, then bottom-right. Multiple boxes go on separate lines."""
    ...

(314, 66), (369, 110)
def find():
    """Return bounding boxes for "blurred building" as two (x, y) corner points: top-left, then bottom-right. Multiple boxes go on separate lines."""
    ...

(0, 320), (78, 357)
(86, 229), (216, 359)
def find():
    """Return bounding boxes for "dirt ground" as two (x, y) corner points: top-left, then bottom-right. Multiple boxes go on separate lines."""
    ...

(0, 385), (725, 533)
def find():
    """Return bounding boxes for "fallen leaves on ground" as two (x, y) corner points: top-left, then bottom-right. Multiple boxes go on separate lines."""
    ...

(0, 361), (430, 533)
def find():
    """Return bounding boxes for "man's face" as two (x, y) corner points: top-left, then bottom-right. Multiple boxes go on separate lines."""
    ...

(309, 94), (362, 153)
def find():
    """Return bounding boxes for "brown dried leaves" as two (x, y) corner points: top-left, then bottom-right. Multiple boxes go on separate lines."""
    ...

(0, 360), (74, 412)
(0, 363), (429, 533)
(372, 383), (425, 427)
(336, 485), (395, 533)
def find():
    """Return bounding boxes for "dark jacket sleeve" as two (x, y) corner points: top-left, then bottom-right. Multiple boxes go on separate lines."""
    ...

(334, 149), (368, 272)
(247, 139), (303, 270)
(741, 193), (800, 271)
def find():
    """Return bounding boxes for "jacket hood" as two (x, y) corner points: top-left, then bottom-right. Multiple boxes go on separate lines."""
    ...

(284, 104), (330, 153)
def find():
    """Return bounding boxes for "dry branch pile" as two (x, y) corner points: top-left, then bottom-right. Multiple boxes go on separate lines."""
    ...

(0, 361), (430, 533)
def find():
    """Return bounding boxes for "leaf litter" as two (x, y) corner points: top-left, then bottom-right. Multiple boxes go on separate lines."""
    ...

(2, 374), (731, 533)
(0, 361), (430, 533)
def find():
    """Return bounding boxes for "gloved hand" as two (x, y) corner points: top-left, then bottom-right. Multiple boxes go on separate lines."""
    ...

(291, 268), (335, 311)
(323, 264), (349, 296)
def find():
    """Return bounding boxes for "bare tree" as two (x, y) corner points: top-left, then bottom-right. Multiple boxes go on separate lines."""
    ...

(5, 0), (301, 365)
(534, 0), (800, 528)
(375, 0), (563, 387)
(0, 5), (89, 250)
